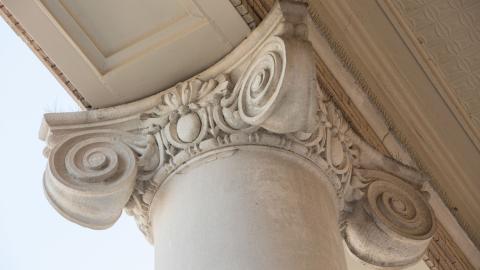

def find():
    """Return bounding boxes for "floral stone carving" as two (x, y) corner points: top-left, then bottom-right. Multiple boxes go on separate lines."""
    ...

(40, 1), (435, 268)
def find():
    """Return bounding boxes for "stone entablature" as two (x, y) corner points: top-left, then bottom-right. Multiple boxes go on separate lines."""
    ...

(40, 1), (436, 268)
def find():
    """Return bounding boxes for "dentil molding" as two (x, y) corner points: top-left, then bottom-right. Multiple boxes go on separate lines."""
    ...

(40, 1), (436, 268)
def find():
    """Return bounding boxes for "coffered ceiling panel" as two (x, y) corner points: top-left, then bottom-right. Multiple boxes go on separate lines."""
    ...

(52, 0), (186, 57)
(4, 0), (250, 107)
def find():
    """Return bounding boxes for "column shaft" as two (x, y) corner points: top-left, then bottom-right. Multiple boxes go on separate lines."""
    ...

(151, 147), (347, 270)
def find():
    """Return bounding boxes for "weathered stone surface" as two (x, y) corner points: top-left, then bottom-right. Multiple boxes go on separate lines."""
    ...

(151, 147), (347, 270)
(39, 1), (436, 269)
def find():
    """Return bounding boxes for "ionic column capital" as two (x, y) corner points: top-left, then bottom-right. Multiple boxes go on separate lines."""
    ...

(40, 1), (435, 268)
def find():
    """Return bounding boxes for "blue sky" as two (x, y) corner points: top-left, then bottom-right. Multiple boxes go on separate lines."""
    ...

(0, 18), (153, 270)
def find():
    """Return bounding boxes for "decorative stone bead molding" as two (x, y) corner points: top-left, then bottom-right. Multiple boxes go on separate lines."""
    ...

(40, 1), (435, 268)
(230, 0), (261, 29)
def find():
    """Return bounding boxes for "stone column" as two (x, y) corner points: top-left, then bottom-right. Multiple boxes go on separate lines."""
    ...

(39, 1), (436, 269)
(151, 147), (345, 270)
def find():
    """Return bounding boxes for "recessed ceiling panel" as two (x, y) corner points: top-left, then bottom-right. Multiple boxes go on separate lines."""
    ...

(58, 0), (187, 57)
(40, 0), (207, 73)
(3, 0), (250, 107)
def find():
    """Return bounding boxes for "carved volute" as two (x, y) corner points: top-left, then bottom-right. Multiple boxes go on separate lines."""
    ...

(40, 1), (436, 268)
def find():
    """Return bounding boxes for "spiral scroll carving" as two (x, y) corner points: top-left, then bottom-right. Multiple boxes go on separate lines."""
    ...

(367, 180), (434, 240)
(236, 35), (317, 134)
(44, 130), (139, 229)
(343, 170), (436, 268)
(238, 38), (286, 126)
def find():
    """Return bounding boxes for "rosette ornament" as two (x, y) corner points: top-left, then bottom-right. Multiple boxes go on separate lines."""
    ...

(237, 36), (317, 134)
(343, 170), (436, 268)
(44, 130), (142, 229)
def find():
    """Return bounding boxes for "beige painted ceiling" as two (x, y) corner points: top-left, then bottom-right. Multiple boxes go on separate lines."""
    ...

(392, 0), (480, 152)
(2, 0), (250, 108)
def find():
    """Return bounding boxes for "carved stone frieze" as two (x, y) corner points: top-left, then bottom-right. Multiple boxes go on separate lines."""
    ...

(40, 1), (436, 268)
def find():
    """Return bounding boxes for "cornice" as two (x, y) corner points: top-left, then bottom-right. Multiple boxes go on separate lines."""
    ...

(425, 223), (473, 270)
(230, 0), (261, 29)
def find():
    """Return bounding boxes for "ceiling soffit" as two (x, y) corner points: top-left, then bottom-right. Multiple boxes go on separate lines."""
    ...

(41, 0), (208, 74)
(388, 0), (480, 153)
(2, 0), (251, 108)
(296, 0), (480, 253)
